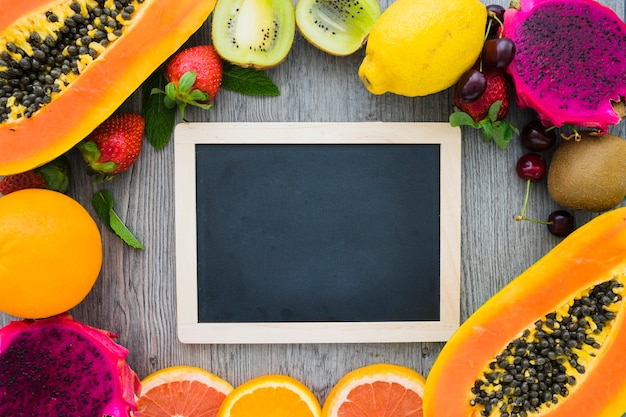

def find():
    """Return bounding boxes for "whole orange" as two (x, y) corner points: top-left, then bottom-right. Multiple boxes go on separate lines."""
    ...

(0, 189), (102, 319)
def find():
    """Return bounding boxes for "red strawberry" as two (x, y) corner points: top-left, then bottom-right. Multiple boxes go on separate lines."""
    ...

(454, 69), (510, 122)
(0, 155), (71, 195)
(449, 68), (518, 149)
(0, 171), (47, 195)
(162, 45), (224, 119)
(77, 113), (145, 180)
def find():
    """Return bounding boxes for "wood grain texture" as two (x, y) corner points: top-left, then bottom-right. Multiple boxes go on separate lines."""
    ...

(0, 0), (624, 406)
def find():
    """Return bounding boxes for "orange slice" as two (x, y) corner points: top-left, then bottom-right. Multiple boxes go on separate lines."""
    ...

(217, 374), (322, 417)
(321, 363), (426, 417)
(137, 365), (234, 417)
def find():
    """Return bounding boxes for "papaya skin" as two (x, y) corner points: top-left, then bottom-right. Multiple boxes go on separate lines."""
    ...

(0, 0), (216, 175)
(423, 207), (626, 417)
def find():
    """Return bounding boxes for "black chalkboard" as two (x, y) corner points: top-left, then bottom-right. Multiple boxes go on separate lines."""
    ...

(174, 122), (461, 344)
(194, 143), (441, 323)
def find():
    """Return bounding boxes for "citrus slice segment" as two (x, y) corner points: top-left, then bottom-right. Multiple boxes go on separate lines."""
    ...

(137, 365), (234, 417)
(321, 363), (425, 417)
(217, 374), (321, 417)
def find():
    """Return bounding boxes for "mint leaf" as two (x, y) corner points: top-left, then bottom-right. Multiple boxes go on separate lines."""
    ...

(488, 101), (503, 122)
(92, 190), (145, 249)
(142, 71), (176, 150)
(221, 62), (280, 96)
(449, 111), (477, 128)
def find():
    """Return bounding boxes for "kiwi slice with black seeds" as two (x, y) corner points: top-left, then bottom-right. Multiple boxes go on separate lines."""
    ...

(211, 0), (296, 69)
(295, 0), (381, 56)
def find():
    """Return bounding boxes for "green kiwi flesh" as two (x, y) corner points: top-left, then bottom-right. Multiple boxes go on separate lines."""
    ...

(211, 0), (295, 68)
(295, 0), (381, 56)
(547, 132), (626, 212)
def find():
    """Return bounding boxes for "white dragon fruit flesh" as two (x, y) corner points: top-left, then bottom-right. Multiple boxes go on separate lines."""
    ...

(503, 0), (626, 133)
(0, 313), (140, 416)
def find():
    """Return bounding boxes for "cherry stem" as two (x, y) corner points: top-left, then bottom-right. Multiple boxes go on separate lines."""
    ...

(515, 179), (551, 224)
(485, 12), (505, 41)
(560, 127), (581, 141)
(484, 19), (493, 43)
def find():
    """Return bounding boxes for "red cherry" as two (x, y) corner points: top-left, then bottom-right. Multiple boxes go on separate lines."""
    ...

(482, 37), (516, 69)
(547, 210), (576, 237)
(515, 153), (547, 182)
(455, 68), (487, 103)
(520, 120), (557, 152)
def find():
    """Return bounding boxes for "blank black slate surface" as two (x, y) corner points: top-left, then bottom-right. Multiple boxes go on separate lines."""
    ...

(195, 144), (441, 323)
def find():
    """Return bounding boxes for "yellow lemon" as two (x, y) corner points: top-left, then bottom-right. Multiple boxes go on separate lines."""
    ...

(358, 0), (487, 97)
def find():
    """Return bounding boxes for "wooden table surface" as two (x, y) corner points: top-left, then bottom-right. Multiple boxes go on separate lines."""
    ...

(1, 0), (624, 407)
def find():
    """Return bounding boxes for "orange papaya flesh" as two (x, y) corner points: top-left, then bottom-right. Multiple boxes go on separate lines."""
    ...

(0, 0), (216, 175)
(423, 207), (626, 417)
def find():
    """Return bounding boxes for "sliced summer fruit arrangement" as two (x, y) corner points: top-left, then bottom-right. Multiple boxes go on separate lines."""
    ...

(0, 313), (140, 416)
(217, 374), (322, 417)
(322, 363), (425, 417)
(503, 0), (626, 134)
(0, 188), (102, 319)
(295, 0), (381, 56)
(138, 365), (234, 417)
(0, 0), (218, 176)
(423, 206), (626, 417)
(211, 0), (296, 69)
(358, 0), (486, 97)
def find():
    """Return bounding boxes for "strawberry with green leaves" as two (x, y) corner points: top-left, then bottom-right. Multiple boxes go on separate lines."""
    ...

(0, 155), (71, 195)
(157, 45), (224, 120)
(450, 68), (518, 149)
(77, 112), (145, 181)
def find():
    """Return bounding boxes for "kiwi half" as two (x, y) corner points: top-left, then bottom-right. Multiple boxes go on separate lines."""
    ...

(211, 0), (296, 68)
(295, 0), (381, 56)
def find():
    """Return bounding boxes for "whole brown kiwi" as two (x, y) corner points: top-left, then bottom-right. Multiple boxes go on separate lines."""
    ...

(547, 132), (626, 212)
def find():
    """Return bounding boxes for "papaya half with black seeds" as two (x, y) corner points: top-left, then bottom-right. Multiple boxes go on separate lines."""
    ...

(0, 0), (216, 175)
(424, 207), (626, 417)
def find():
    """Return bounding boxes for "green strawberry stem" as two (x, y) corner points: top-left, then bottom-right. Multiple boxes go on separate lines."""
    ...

(36, 155), (71, 193)
(152, 71), (213, 121)
(76, 140), (118, 182)
(449, 101), (519, 150)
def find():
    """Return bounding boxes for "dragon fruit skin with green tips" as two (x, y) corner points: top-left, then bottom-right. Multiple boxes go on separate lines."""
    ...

(503, 0), (626, 133)
(0, 313), (141, 417)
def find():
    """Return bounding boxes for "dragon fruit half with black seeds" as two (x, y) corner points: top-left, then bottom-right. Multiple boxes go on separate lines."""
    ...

(503, 0), (626, 133)
(0, 313), (140, 417)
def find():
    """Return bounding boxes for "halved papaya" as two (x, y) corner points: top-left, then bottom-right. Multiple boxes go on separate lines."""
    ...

(424, 207), (626, 417)
(0, 0), (216, 175)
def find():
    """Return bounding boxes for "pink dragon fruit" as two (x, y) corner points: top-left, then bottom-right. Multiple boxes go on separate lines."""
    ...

(503, 0), (626, 133)
(0, 313), (140, 416)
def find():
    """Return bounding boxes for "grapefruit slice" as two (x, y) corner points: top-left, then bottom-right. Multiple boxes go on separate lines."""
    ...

(217, 374), (321, 417)
(322, 363), (425, 417)
(137, 365), (233, 417)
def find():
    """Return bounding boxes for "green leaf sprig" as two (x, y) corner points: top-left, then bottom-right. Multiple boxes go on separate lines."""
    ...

(142, 72), (176, 150)
(449, 101), (519, 150)
(92, 190), (145, 249)
(220, 62), (280, 96)
(141, 63), (280, 150)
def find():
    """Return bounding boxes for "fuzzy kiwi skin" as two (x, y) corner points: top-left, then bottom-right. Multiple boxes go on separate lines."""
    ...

(547, 132), (626, 212)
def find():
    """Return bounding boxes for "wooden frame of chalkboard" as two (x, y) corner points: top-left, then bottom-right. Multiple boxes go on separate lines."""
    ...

(175, 122), (461, 344)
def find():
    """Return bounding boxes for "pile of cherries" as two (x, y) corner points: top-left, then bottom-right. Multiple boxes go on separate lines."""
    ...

(455, 4), (516, 103)
(466, 4), (577, 238)
(516, 121), (576, 238)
